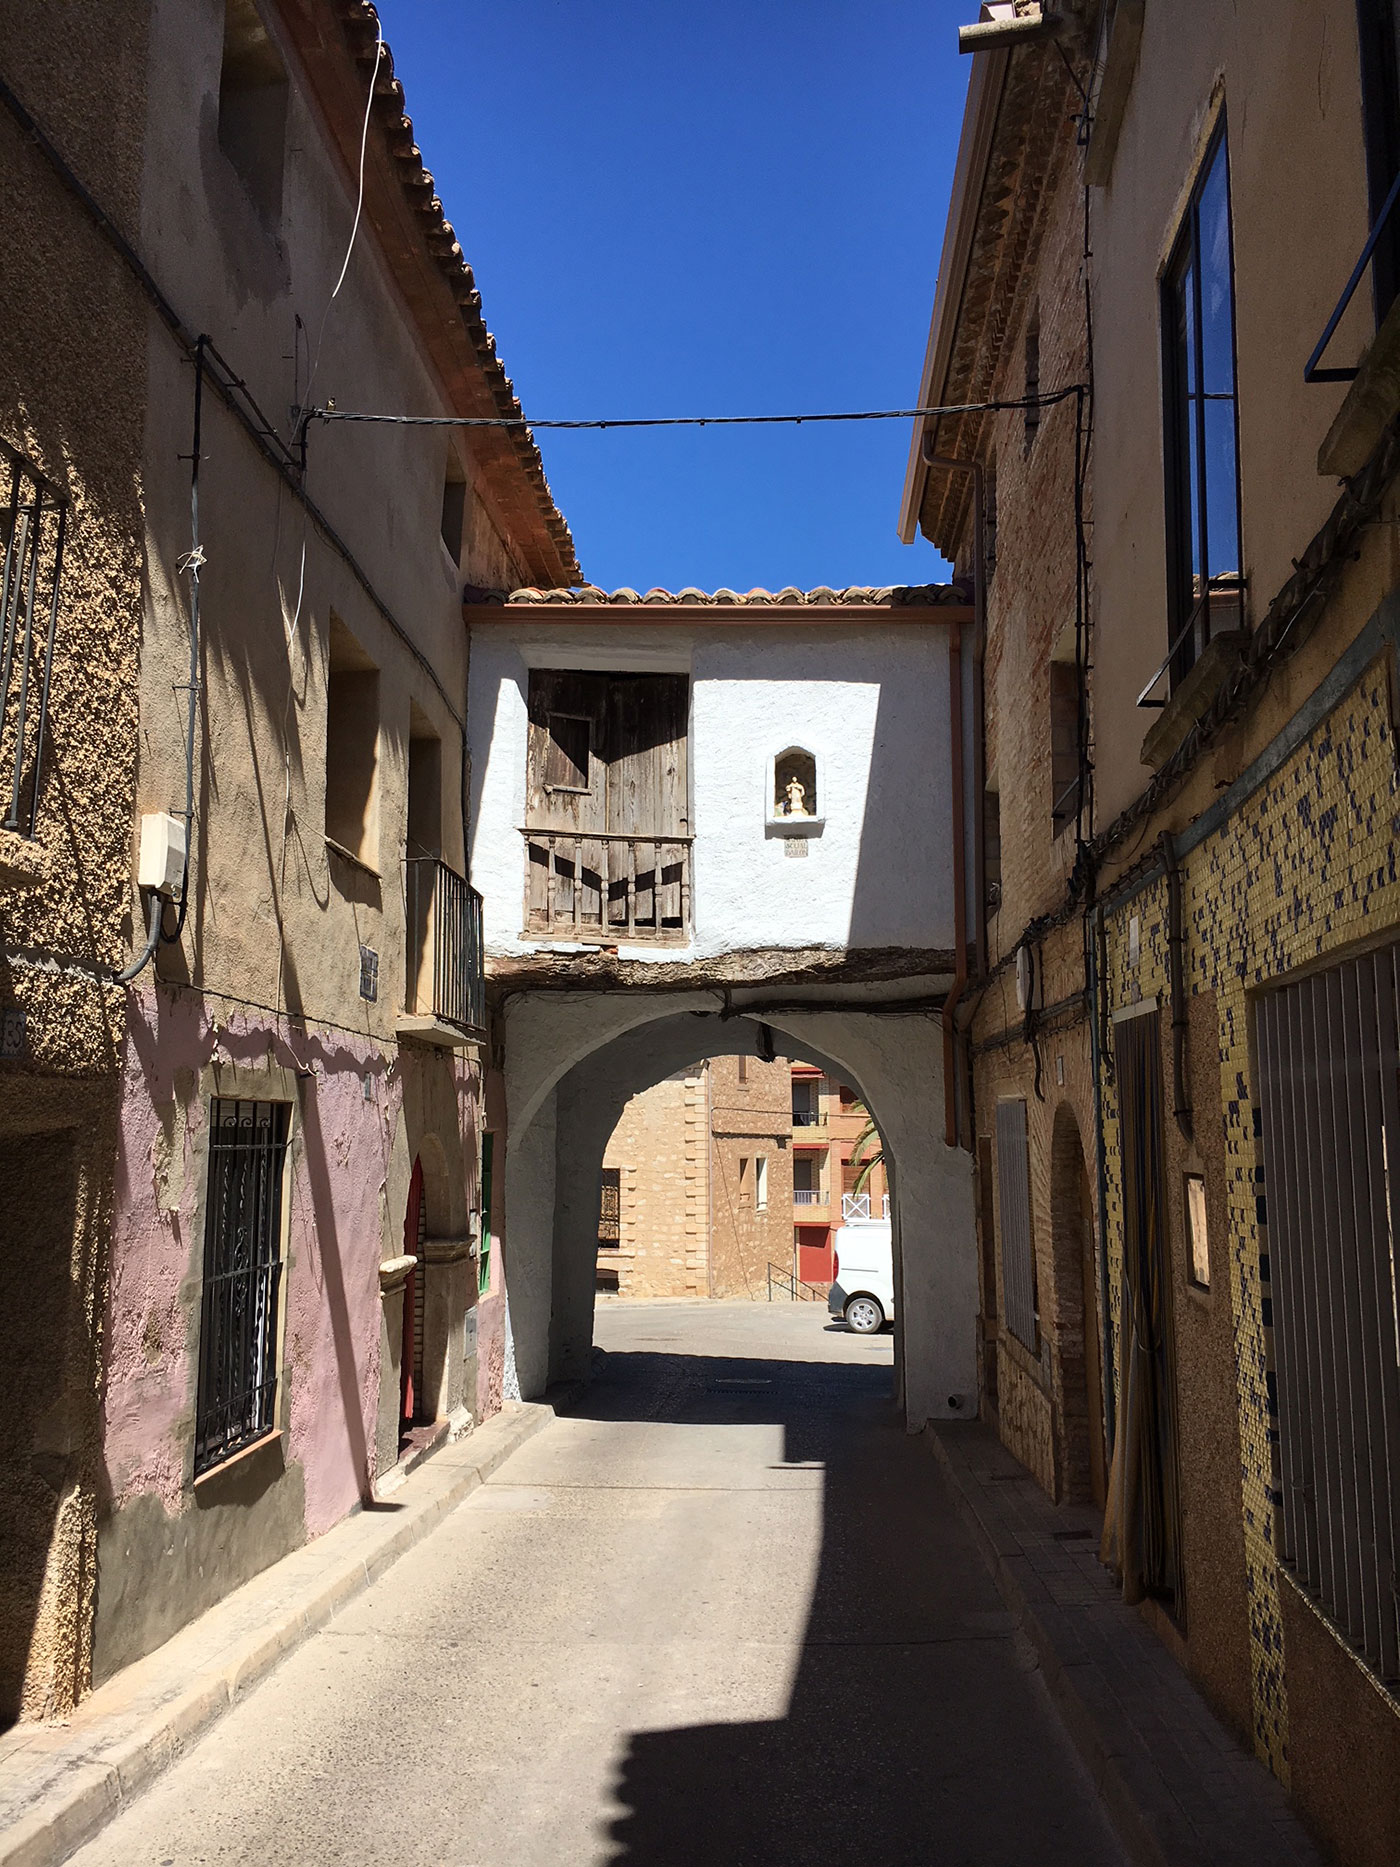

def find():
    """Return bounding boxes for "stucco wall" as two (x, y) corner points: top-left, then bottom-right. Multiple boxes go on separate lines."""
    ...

(469, 621), (955, 960)
(0, 0), (152, 1722)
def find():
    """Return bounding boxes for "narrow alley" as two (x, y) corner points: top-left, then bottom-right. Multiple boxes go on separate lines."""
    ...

(64, 1304), (1123, 1867)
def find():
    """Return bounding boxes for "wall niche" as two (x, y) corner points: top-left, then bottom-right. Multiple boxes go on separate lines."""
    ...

(768, 747), (823, 841)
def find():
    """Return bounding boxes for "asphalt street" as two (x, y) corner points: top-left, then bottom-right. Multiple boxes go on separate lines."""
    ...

(69, 1300), (1125, 1866)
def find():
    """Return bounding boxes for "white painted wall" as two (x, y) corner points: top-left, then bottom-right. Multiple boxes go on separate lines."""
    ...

(469, 622), (955, 960)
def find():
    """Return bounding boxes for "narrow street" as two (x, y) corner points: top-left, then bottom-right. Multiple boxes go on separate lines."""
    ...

(70, 1303), (1124, 1867)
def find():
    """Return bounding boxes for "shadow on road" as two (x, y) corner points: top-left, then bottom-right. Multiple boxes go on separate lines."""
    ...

(562, 1347), (1120, 1867)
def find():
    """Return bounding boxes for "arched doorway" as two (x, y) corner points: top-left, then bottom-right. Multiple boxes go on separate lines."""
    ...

(497, 993), (978, 1429)
(1050, 1104), (1106, 1508)
(399, 1155), (427, 1442)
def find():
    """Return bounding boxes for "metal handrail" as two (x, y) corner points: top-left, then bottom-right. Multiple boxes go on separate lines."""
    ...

(765, 1262), (827, 1302)
(793, 1188), (824, 1205)
(1304, 165), (1400, 384)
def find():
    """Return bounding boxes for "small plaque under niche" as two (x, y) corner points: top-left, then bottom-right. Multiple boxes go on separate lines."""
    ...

(785, 838), (808, 858)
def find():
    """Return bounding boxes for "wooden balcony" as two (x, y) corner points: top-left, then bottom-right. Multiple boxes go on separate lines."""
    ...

(521, 829), (692, 944)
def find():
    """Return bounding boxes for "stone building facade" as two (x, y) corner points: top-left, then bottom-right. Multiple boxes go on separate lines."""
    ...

(0, 0), (151, 1727)
(1, 0), (575, 1720)
(902, 4), (1400, 1859)
(596, 1054), (794, 1300)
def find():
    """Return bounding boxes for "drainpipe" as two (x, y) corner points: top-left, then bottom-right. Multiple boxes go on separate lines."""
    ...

(923, 442), (986, 1147)
(1160, 830), (1193, 1142)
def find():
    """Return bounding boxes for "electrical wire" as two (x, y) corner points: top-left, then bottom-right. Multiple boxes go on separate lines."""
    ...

(300, 16), (384, 416)
(307, 387), (1086, 435)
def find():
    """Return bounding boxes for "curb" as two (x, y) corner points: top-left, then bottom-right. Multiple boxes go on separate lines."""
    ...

(923, 1423), (1321, 1867)
(0, 1400), (557, 1867)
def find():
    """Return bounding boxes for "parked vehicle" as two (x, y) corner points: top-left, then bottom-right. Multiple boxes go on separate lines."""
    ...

(828, 1220), (895, 1333)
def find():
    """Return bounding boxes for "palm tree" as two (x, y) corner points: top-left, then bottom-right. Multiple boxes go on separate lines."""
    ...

(847, 1100), (884, 1196)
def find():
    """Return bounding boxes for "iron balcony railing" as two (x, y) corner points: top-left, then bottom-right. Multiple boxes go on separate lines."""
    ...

(1305, 164), (1400, 384)
(766, 1262), (827, 1303)
(0, 440), (67, 840)
(840, 1191), (893, 1223)
(793, 1188), (824, 1206)
(520, 828), (692, 943)
(792, 1108), (826, 1128)
(405, 857), (484, 1034)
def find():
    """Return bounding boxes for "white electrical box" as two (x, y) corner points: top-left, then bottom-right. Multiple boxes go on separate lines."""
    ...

(137, 812), (187, 895)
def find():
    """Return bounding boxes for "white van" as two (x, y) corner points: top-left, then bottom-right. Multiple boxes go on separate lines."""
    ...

(828, 1219), (895, 1334)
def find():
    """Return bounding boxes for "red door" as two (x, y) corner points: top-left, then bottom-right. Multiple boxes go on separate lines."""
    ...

(798, 1226), (833, 1285)
(399, 1157), (425, 1435)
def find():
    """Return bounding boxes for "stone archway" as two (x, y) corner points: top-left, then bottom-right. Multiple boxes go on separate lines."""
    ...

(499, 993), (977, 1431)
(1049, 1102), (1106, 1508)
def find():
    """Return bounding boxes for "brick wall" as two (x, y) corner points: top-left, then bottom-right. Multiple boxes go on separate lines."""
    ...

(601, 1070), (709, 1298)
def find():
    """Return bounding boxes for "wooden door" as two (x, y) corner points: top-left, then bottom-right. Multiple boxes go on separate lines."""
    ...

(525, 671), (607, 929)
(603, 675), (688, 932)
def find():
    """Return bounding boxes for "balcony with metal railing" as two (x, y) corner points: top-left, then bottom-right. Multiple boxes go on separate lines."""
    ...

(520, 828), (692, 944)
(399, 857), (485, 1047)
(793, 1188), (826, 1207)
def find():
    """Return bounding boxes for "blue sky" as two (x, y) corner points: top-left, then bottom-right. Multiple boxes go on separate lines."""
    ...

(376, 2), (970, 592)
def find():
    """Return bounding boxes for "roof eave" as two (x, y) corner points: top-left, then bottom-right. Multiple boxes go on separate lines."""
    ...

(897, 45), (1010, 548)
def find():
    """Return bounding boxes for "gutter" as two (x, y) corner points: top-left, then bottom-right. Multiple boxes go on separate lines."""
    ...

(897, 44), (1011, 546)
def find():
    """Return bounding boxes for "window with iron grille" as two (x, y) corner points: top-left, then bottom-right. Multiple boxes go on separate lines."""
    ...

(194, 1099), (291, 1474)
(0, 440), (67, 840)
(597, 1163), (620, 1248)
(1162, 122), (1244, 690)
(1255, 946), (1400, 1689)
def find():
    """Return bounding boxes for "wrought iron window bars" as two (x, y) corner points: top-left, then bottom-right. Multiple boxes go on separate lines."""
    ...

(0, 439), (67, 839)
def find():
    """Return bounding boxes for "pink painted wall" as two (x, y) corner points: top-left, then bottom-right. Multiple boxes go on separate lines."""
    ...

(103, 982), (399, 1536)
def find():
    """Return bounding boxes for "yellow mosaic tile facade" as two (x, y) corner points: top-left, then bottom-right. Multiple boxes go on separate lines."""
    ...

(1099, 651), (1400, 1779)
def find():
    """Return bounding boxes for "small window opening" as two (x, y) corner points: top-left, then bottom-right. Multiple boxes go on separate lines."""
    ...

(1023, 305), (1041, 453)
(597, 1165), (621, 1248)
(1185, 1173), (1210, 1288)
(737, 1054), (748, 1084)
(774, 747), (817, 818)
(739, 1156), (751, 1203)
(440, 458), (467, 565)
(755, 1156), (768, 1211)
(218, 0), (289, 224)
(325, 613), (380, 867)
(544, 713), (592, 793)
(407, 706), (442, 860)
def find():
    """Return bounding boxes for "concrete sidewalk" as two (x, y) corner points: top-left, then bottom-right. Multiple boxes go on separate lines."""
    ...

(927, 1419), (1322, 1867)
(0, 1401), (554, 1867)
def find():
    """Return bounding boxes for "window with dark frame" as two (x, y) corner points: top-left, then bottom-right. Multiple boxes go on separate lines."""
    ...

(1357, 0), (1400, 323)
(596, 1163), (620, 1249)
(1162, 123), (1244, 691)
(194, 1099), (291, 1475)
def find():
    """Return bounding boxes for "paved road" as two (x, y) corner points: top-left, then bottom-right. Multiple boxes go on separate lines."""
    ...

(72, 1302), (1124, 1866)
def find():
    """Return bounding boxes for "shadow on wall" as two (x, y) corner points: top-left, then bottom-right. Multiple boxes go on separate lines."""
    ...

(567, 1346), (1121, 1867)
(0, 1131), (88, 1728)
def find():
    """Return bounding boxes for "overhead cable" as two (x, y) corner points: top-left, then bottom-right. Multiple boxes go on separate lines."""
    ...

(307, 386), (1086, 434)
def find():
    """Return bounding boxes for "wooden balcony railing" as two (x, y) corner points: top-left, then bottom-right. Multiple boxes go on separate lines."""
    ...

(405, 857), (485, 1034)
(521, 829), (692, 943)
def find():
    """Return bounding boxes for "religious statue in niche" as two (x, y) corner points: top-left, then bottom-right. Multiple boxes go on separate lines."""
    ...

(774, 748), (818, 819)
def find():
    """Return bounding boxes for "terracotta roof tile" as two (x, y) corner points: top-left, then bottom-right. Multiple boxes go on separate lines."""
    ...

(482, 582), (970, 607)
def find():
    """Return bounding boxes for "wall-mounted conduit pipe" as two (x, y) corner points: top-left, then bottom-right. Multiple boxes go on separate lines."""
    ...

(119, 337), (207, 983)
(922, 439), (986, 1148)
(1160, 830), (1192, 1142)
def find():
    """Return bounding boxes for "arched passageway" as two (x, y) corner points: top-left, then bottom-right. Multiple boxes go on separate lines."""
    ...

(498, 992), (978, 1430)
